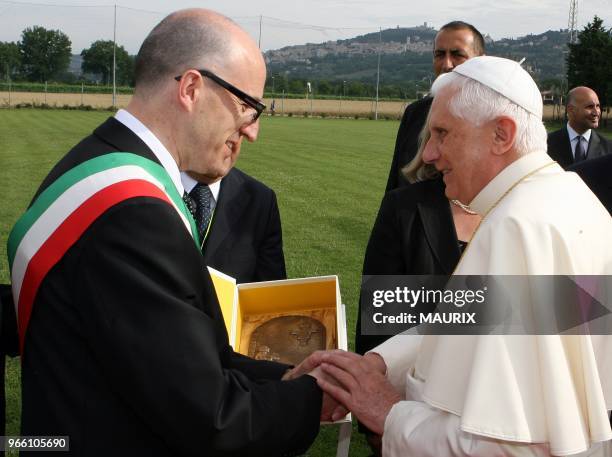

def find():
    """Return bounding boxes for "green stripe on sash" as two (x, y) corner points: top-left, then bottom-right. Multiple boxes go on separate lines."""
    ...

(8, 153), (198, 269)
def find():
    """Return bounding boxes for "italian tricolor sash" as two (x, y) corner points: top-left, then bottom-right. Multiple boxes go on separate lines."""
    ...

(7, 152), (198, 354)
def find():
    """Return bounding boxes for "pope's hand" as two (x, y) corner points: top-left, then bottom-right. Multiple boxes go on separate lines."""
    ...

(316, 351), (400, 435)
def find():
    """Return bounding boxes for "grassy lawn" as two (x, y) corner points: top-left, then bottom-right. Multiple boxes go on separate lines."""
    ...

(2, 110), (610, 456)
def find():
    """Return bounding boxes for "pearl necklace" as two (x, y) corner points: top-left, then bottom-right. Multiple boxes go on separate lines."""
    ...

(450, 199), (478, 215)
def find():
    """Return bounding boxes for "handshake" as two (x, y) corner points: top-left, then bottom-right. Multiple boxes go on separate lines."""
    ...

(282, 350), (402, 436)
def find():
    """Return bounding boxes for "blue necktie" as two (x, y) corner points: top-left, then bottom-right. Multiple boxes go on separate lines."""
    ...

(183, 184), (213, 240)
(575, 136), (586, 163)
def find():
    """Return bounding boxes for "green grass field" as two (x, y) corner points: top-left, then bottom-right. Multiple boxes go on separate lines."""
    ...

(1, 110), (611, 456)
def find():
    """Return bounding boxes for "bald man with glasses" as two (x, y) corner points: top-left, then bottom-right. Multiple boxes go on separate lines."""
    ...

(10, 9), (332, 456)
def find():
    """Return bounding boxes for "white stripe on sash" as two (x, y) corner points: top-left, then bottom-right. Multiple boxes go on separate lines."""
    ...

(11, 165), (192, 307)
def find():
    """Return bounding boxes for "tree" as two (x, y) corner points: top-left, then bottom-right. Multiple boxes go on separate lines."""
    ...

(347, 81), (368, 97)
(288, 79), (305, 94)
(567, 16), (612, 107)
(81, 40), (134, 86)
(19, 26), (72, 82)
(316, 79), (332, 95)
(0, 41), (21, 80)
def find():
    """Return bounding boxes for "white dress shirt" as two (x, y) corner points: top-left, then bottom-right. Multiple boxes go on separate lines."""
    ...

(114, 109), (184, 197)
(181, 172), (221, 205)
(567, 123), (592, 159)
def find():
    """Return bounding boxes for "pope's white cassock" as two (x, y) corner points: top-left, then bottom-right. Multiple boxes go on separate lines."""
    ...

(375, 151), (612, 456)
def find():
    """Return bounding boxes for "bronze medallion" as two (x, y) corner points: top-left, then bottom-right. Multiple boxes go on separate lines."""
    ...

(248, 315), (326, 365)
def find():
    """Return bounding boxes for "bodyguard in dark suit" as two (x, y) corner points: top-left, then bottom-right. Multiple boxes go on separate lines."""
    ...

(365, 20), (485, 353)
(547, 86), (611, 169)
(11, 9), (326, 456)
(569, 153), (612, 215)
(186, 167), (286, 284)
(385, 21), (485, 191)
(360, 24), (485, 446)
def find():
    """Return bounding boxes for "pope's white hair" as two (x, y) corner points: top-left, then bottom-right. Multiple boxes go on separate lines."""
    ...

(430, 72), (547, 156)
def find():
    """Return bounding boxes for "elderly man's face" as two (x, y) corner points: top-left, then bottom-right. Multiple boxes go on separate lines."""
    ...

(422, 87), (495, 204)
(433, 28), (479, 77)
(567, 87), (601, 134)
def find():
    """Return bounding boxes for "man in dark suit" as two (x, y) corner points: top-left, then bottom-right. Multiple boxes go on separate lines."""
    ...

(9, 9), (330, 456)
(206, 169), (286, 283)
(363, 20), (485, 351)
(385, 21), (485, 191)
(361, 23), (485, 454)
(547, 86), (611, 169)
(183, 167), (286, 284)
(569, 153), (612, 215)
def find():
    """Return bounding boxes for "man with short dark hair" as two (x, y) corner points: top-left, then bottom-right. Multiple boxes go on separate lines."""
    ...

(355, 23), (486, 456)
(385, 21), (485, 191)
(357, 20), (485, 357)
(9, 9), (328, 456)
(547, 86), (611, 169)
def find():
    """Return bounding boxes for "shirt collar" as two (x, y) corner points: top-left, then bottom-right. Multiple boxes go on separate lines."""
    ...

(566, 123), (592, 143)
(180, 172), (221, 202)
(114, 109), (184, 196)
(470, 152), (555, 216)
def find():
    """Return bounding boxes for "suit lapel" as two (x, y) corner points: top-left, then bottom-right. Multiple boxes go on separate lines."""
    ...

(203, 169), (251, 257)
(587, 132), (602, 160)
(417, 198), (461, 275)
(560, 130), (574, 167)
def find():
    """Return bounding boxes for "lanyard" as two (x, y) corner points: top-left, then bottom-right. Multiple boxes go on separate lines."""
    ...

(200, 207), (216, 250)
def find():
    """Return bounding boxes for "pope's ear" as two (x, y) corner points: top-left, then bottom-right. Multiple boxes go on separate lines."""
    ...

(492, 116), (517, 156)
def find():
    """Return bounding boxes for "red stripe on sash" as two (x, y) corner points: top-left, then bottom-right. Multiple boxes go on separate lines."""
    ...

(17, 179), (171, 354)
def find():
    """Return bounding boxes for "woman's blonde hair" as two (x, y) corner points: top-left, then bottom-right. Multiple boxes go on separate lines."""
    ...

(401, 109), (439, 183)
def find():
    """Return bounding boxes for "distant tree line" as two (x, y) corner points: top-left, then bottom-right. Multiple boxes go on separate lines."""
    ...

(0, 26), (134, 86)
(264, 74), (432, 100)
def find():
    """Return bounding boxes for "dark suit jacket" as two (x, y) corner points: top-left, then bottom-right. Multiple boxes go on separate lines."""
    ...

(203, 168), (286, 283)
(568, 154), (612, 215)
(385, 97), (433, 191)
(355, 178), (461, 354)
(19, 117), (321, 457)
(547, 127), (611, 169)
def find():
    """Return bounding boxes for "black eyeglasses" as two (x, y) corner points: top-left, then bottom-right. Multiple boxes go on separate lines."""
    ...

(175, 69), (266, 122)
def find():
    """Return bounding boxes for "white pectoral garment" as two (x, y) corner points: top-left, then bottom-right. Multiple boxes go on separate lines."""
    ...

(377, 152), (612, 457)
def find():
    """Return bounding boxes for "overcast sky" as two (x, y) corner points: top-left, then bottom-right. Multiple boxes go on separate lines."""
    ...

(0, 0), (610, 54)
